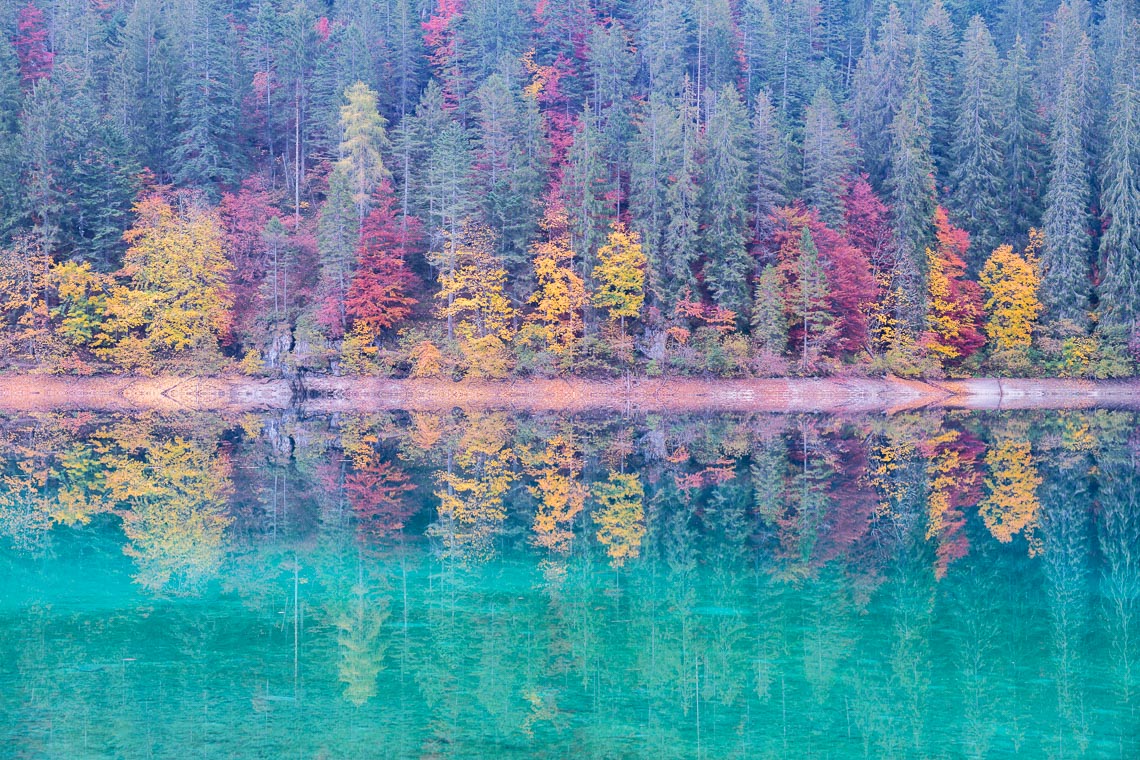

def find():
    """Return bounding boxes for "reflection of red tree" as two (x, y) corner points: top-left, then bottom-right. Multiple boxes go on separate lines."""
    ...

(346, 460), (415, 541)
(919, 425), (984, 579)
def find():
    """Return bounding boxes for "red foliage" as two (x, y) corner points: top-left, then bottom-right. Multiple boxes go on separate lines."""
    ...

(924, 207), (985, 363)
(14, 3), (53, 87)
(423, 0), (466, 108)
(344, 179), (422, 335)
(844, 176), (895, 278)
(346, 459), (416, 541)
(770, 204), (876, 355)
(219, 178), (279, 340)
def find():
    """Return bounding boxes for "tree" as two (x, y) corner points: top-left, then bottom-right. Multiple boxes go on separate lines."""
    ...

(980, 231), (1043, 371)
(435, 224), (516, 377)
(801, 86), (854, 230)
(101, 195), (233, 371)
(787, 227), (832, 371)
(1098, 26), (1140, 336)
(1000, 36), (1046, 242)
(701, 84), (752, 315)
(592, 471), (645, 567)
(344, 180), (421, 338)
(950, 16), (1004, 265)
(591, 223), (647, 332)
(918, 0), (959, 186)
(888, 55), (936, 290)
(980, 438), (1042, 547)
(526, 206), (586, 357)
(13, 3), (53, 89)
(751, 89), (789, 242)
(337, 82), (391, 227)
(751, 264), (788, 356)
(1041, 64), (1093, 326)
(922, 207), (985, 367)
(850, 4), (911, 187)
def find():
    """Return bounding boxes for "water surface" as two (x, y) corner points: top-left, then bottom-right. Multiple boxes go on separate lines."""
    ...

(1, 409), (1137, 757)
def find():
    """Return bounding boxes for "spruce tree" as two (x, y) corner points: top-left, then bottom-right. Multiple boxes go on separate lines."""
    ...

(752, 89), (789, 242)
(918, 0), (958, 189)
(701, 84), (752, 315)
(850, 4), (911, 188)
(801, 86), (853, 230)
(1000, 35), (1046, 242)
(950, 16), (1004, 266)
(658, 79), (702, 307)
(888, 55), (936, 295)
(1041, 67), (1093, 325)
(1098, 27), (1140, 333)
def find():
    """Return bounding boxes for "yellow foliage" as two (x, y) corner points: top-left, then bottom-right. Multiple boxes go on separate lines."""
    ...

(592, 471), (645, 567)
(979, 235), (1042, 365)
(591, 223), (646, 323)
(527, 212), (586, 356)
(980, 439), (1042, 552)
(408, 340), (444, 378)
(102, 195), (233, 371)
(526, 434), (586, 553)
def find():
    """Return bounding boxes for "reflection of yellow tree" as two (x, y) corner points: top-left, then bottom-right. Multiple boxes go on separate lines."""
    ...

(592, 472), (645, 566)
(431, 413), (515, 561)
(980, 439), (1042, 553)
(105, 437), (233, 594)
(524, 434), (586, 553)
(330, 573), (391, 706)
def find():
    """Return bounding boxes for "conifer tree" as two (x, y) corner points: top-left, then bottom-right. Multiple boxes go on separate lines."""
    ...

(888, 56), (936, 295)
(950, 16), (1004, 266)
(751, 264), (788, 355)
(1000, 35), (1046, 242)
(801, 86), (853, 230)
(850, 4), (911, 187)
(337, 82), (391, 228)
(918, 0), (958, 187)
(1041, 67), (1093, 326)
(751, 89), (789, 242)
(1098, 27), (1140, 334)
(701, 84), (752, 315)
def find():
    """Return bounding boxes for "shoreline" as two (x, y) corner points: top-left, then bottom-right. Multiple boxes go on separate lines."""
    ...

(0, 374), (1138, 414)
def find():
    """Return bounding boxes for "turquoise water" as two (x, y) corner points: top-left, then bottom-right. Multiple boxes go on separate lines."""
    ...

(0, 410), (1138, 758)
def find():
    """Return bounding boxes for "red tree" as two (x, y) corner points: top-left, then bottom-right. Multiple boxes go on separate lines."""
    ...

(344, 179), (421, 336)
(14, 3), (53, 88)
(346, 459), (416, 541)
(219, 178), (279, 342)
(923, 207), (985, 363)
(770, 204), (876, 356)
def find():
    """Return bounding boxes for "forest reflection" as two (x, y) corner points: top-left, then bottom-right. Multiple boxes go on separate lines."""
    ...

(1, 409), (1138, 757)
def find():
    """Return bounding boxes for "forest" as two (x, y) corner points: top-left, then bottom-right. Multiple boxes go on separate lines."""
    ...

(0, 0), (1137, 379)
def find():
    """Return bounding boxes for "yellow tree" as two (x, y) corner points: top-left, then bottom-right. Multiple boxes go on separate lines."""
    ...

(980, 438), (1042, 552)
(435, 224), (516, 377)
(922, 208), (985, 370)
(591, 222), (646, 336)
(526, 208), (586, 357)
(337, 81), (391, 226)
(524, 433), (586, 553)
(0, 235), (53, 364)
(979, 229), (1043, 372)
(592, 471), (645, 567)
(103, 195), (233, 371)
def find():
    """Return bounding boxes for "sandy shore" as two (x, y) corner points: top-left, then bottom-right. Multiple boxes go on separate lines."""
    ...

(0, 374), (1137, 413)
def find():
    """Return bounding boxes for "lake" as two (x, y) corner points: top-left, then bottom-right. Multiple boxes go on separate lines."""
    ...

(0, 408), (1137, 757)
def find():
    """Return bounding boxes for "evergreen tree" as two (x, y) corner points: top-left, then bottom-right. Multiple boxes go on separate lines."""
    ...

(950, 16), (1004, 266)
(751, 89), (789, 242)
(751, 264), (788, 355)
(1098, 26), (1140, 333)
(701, 84), (752, 315)
(1041, 67), (1093, 325)
(801, 86), (853, 230)
(1000, 35), (1046, 243)
(850, 4), (911, 187)
(918, 0), (958, 189)
(888, 56), (936, 294)
(564, 115), (615, 280)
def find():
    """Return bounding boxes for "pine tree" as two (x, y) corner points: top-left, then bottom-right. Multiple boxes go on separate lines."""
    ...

(789, 226), (831, 371)
(658, 79), (702, 308)
(701, 84), (752, 315)
(1000, 35), (1046, 242)
(1098, 26), (1140, 333)
(801, 86), (853, 230)
(850, 4), (912, 188)
(888, 56), (936, 296)
(751, 264), (788, 355)
(751, 89), (789, 242)
(918, 0), (959, 188)
(1041, 67), (1093, 326)
(337, 81), (390, 228)
(950, 16), (1004, 266)
(564, 114), (615, 280)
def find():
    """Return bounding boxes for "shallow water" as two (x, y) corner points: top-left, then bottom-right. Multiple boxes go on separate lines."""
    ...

(0, 409), (1138, 758)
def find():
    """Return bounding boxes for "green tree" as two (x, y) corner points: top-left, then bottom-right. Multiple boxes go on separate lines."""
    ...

(1001, 35), (1046, 242)
(918, 0), (959, 187)
(801, 86), (853, 230)
(888, 56), (936, 297)
(751, 89), (789, 241)
(950, 16), (1004, 266)
(701, 84), (752, 315)
(1098, 26), (1140, 334)
(851, 4), (912, 187)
